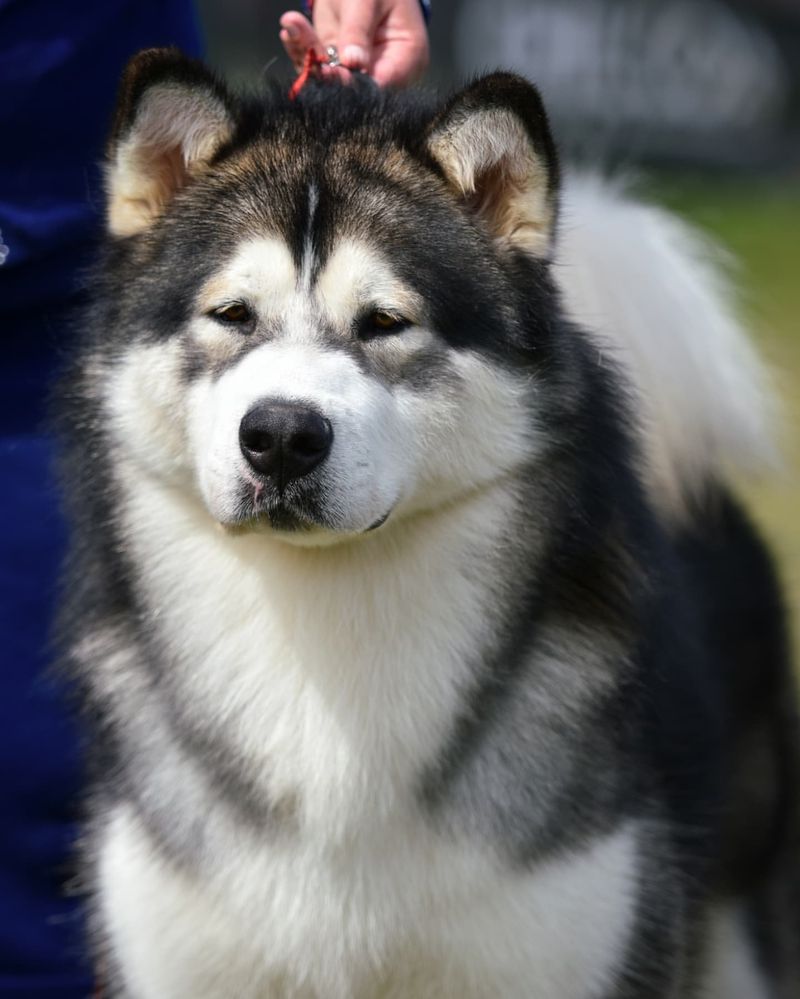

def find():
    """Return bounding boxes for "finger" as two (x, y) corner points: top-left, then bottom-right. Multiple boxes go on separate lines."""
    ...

(368, 0), (429, 87)
(371, 39), (429, 87)
(279, 12), (324, 71)
(335, 0), (383, 72)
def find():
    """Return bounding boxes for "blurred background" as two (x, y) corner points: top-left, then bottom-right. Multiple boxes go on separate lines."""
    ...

(197, 0), (800, 653)
(2, 4), (797, 990)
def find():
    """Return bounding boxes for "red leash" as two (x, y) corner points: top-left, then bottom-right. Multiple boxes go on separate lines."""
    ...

(289, 46), (326, 100)
(288, 0), (363, 101)
(289, 47), (364, 100)
(289, 0), (323, 100)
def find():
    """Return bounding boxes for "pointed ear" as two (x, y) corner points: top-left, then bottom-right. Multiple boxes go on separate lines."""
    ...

(426, 73), (559, 258)
(106, 48), (237, 237)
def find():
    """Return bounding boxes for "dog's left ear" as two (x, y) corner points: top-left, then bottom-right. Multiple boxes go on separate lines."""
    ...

(426, 74), (559, 258)
(106, 48), (237, 237)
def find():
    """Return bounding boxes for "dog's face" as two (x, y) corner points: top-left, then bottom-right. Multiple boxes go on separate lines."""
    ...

(98, 51), (560, 542)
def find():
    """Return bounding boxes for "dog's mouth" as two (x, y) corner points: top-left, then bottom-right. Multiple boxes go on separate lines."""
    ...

(230, 478), (324, 533)
(251, 499), (322, 534)
(228, 477), (395, 538)
(260, 501), (311, 533)
(364, 510), (391, 532)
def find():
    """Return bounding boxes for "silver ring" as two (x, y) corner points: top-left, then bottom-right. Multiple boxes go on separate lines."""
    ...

(325, 45), (340, 67)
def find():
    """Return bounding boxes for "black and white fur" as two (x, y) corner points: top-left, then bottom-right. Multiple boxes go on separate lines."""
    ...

(57, 49), (800, 998)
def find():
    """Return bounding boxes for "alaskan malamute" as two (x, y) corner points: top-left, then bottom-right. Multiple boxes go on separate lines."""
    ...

(57, 48), (800, 998)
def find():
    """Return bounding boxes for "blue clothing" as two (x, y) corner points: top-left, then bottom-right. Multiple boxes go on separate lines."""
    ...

(0, 2), (202, 993)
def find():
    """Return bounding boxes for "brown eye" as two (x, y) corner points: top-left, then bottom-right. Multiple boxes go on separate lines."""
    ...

(212, 302), (253, 326)
(363, 310), (409, 337)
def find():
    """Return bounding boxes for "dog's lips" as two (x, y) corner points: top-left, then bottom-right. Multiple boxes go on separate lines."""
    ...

(263, 502), (313, 533)
(230, 474), (397, 537)
(224, 477), (314, 532)
(247, 497), (319, 533)
(364, 509), (392, 532)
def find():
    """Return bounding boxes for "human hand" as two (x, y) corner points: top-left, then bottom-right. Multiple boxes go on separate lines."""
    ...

(280, 0), (429, 88)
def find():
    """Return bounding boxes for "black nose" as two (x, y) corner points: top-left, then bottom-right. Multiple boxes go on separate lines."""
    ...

(239, 401), (333, 487)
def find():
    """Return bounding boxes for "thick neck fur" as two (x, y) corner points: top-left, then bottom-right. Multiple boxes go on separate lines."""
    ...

(113, 464), (548, 838)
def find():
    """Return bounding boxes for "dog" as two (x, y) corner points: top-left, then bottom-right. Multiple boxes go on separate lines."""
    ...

(56, 48), (800, 998)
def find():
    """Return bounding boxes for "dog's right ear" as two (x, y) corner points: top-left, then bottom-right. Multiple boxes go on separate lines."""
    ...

(106, 48), (237, 238)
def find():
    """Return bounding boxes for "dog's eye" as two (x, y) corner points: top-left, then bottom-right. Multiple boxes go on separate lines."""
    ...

(361, 310), (409, 338)
(211, 303), (253, 326)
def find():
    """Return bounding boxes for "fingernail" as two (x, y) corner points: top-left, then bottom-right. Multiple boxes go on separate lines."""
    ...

(285, 24), (298, 39)
(342, 45), (368, 68)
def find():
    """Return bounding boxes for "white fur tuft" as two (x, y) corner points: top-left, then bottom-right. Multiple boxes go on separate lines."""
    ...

(557, 174), (778, 518)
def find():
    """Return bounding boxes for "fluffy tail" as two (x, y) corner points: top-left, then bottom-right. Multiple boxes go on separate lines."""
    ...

(556, 174), (778, 519)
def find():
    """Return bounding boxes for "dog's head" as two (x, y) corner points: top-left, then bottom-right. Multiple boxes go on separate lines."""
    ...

(97, 49), (561, 542)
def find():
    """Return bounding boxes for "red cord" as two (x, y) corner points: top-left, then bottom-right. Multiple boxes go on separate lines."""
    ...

(288, 0), (321, 99)
(289, 46), (324, 100)
(288, 46), (361, 100)
(289, 0), (362, 103)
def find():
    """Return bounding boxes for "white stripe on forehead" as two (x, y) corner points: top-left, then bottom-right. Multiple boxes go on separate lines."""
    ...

(301, 182), (320, 294)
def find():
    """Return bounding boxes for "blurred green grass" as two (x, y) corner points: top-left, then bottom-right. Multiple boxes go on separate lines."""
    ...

(658, 180), (800, 659)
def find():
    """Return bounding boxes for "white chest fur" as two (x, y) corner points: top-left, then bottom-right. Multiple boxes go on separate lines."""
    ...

(97, 473), (639, 997)
(100, 803), (639, 999)
(119, 472), (518, 831)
